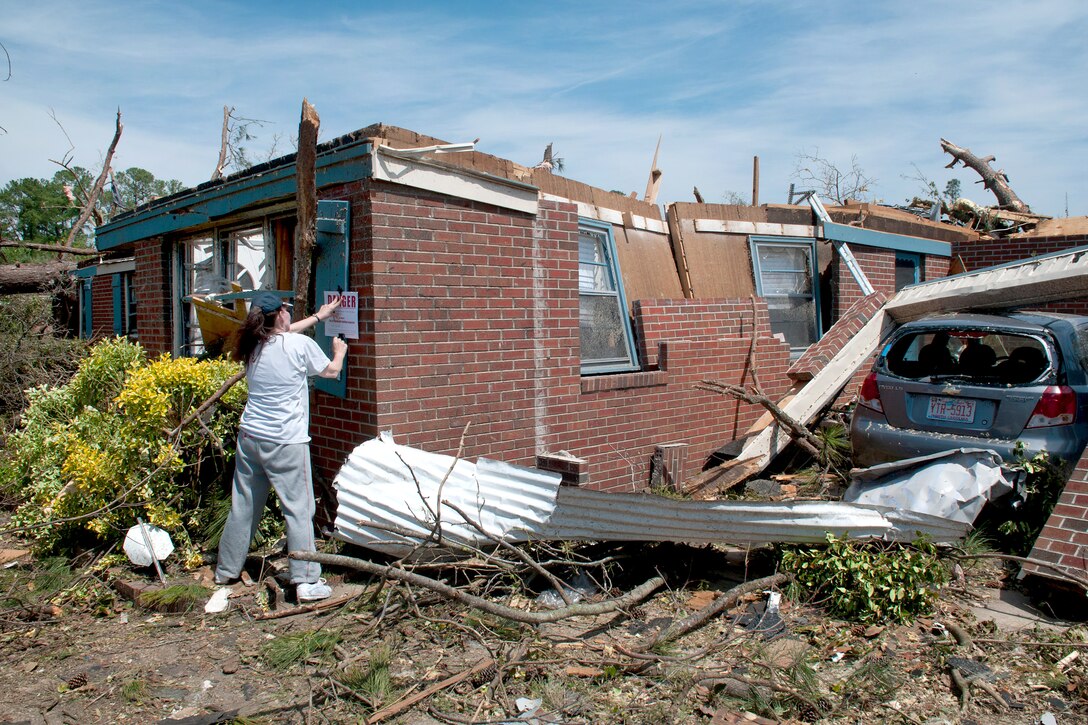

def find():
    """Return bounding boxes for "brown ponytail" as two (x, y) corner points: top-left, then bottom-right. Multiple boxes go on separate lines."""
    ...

(232, 308), (279, 365)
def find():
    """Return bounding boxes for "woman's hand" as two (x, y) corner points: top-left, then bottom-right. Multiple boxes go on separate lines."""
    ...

(316, 296), (343, 321)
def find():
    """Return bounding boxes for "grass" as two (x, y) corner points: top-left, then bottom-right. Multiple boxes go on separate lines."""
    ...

(341, 641), (396, 708)
(261, 629), (341, 670)
(121, 676), (149, 703)
(139, 584), (210, 612)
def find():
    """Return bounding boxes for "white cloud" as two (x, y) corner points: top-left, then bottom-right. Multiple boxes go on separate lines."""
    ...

(2, 0), (1086, 217)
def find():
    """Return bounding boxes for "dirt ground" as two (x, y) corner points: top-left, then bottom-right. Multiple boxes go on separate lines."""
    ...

(1, 530), (1086, 725)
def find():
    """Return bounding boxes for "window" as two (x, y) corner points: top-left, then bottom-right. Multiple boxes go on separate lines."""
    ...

(177, 225), (272, 356)
(895, 251), (921, 291)
(578, 220), (638, 374)
(114, 271), (137, 338)
(78, 277), (93, 339)
(750, 237), (820, 353)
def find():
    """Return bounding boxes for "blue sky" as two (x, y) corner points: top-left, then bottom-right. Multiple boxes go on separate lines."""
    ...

(3, 0), (1086, 217)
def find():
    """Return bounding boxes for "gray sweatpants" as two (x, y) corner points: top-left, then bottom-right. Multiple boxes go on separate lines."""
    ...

(215, 431), (321, 584)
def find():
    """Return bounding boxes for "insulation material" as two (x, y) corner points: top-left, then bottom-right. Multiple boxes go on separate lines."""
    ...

(333, 435), (968, 557)
(844, 448), (1015, 524)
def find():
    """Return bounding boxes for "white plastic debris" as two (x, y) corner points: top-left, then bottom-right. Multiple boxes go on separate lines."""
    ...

(845, 448), (1014, 524)
(204, 587), (231, 614)
(123, 522), (174, 567)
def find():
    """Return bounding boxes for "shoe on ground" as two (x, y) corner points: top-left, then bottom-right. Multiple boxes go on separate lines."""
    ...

(214, 574), (239, 586)
(296, 578), (332, 602)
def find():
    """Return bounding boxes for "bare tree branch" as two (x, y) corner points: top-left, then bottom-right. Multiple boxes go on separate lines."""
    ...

(61, 109), (122, 251)
(793, 149), (875, 204)
(291, 550), (665, 625)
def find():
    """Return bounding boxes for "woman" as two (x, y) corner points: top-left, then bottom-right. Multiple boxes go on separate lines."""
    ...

(215, 290), (347, 602)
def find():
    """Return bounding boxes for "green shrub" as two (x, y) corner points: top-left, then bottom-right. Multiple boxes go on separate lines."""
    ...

(3, 337), (247, 563)
(780, 534), (948, 624)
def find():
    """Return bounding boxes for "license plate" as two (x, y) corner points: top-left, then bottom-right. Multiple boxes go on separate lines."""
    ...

(927, 396), (976, 423)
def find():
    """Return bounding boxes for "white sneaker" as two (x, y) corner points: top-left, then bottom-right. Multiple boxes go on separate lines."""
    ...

(296, 578), (332, 602)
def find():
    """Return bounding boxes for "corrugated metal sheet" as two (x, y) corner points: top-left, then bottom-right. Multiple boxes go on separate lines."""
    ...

(333, 435), (968, 556)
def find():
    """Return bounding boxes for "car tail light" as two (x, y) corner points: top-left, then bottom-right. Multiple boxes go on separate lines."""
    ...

(858, 372), (883, 412)
(1026, 385), (1077, 428)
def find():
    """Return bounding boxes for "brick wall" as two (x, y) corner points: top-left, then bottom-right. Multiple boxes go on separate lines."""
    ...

(953, 234), (1088, 273)
(635, 299), (770, 368)
(832, 245), (898, 319)
(925, 254), (950, 281)
(304, 185), (794, 493)
(1024, 447), (1088, 583)
(90, 274), (114, 337)
(134, 237), (172, 355)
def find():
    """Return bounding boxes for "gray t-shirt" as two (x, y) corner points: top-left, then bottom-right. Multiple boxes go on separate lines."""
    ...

(240, 333), (331, 444)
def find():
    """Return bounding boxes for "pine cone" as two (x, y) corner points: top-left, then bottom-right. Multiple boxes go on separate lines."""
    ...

(66, 672), (88, 690)
(470, 663), (498, 687)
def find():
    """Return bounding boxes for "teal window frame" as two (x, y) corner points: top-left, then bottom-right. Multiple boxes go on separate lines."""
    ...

(750, 236), (822, 354)
(578, 218), (638, 375)
(112, 271), (137, 338)
(895, 250), (922, 291)
(175, 223), (273, 356)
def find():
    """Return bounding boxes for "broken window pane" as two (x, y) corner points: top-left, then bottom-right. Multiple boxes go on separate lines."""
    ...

(885, 329), (1051, 385)
(228, 227), (269, 291)
(578, 224), (637, 374)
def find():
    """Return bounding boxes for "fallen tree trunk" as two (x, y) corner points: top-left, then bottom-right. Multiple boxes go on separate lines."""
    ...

(0, 261), (77, 294)
(940, 138), (1030, 213)
(0, 241), (100, 256)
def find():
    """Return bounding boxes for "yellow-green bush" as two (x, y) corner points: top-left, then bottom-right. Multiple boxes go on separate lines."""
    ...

(4, 337), (247, 562)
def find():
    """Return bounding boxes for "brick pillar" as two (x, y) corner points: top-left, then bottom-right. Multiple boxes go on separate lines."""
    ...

(1023, 449), (1088, 583)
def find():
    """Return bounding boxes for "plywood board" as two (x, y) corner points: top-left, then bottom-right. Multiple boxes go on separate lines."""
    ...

(613, 226), (684, 311)
(679, 221), (757, 299)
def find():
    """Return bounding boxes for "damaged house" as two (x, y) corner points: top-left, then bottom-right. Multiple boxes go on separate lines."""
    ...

(85, 124), (980, 510)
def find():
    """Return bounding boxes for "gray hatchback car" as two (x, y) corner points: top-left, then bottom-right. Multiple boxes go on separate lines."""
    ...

(850, 311), (1088, 468)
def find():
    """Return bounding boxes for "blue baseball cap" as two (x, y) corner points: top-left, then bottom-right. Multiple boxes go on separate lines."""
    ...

(252, 291), (290, 314)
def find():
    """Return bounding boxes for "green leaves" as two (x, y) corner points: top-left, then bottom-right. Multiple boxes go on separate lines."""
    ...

(780, 534), (948, 624)
(4, 337), (245, 563)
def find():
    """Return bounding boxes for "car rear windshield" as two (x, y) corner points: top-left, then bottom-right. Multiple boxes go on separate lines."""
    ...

(883, 329), (1051, 385)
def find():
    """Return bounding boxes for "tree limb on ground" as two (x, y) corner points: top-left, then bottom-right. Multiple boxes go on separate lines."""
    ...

(293, 99), (319, 319)
(291, 550), (665, 625)
(940, 138), (1030, 213)
(645, 572), (790, 650)
(166, 368), (246, 439)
